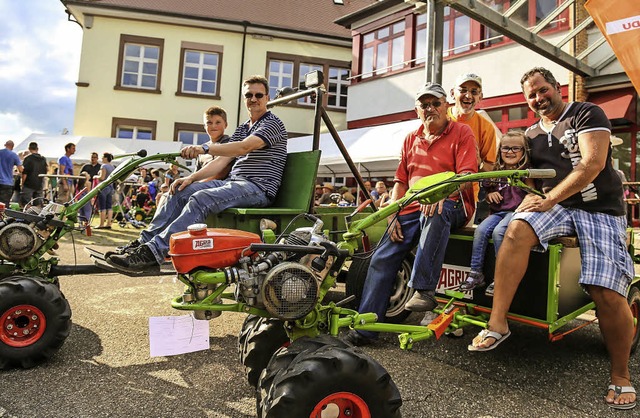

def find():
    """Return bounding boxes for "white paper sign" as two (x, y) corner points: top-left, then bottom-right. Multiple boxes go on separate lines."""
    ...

(149, 315), (210, 357)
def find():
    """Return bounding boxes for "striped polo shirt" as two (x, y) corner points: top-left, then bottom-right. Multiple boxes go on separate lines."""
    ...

(228, 111), (287, 199)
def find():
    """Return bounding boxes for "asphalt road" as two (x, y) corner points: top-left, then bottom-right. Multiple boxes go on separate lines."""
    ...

(0, 226), (637, 417)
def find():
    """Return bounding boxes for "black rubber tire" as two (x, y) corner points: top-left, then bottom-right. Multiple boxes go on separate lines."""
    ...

(257, 334), (349, 416)
(345, 254), (414, 324)
(237, 314), (260, 361)
(238, 316), (289, 388)
(0, 277), (72, 369)
(627, 285), (640, 354)
(261, 344), (402, 418)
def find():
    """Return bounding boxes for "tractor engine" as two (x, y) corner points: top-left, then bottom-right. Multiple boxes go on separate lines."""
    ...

(0, 203), (63, 261)
(170, 220), (335, 320)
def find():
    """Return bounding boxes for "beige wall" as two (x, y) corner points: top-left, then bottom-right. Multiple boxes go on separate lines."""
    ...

(73, 15), (350, 140)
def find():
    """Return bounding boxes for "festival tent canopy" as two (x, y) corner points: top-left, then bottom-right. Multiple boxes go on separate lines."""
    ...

(287, 119), (421, 178)
(13, 134), (183, 165)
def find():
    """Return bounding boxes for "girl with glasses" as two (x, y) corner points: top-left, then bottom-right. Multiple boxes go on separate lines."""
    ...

(460, 131), (530, 295)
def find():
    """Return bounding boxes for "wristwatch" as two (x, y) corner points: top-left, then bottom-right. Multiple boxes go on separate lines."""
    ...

(201, 143), (210, 155)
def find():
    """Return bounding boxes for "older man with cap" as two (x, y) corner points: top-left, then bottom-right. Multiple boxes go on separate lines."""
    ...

(0, 140), (23, 207)
(316, 182), (335, 205)
(344, 82), (478, 346)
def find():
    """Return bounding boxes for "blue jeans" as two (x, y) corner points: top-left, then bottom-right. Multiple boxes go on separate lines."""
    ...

(140, 179), (270, 264)
(470, 211), (513, 273)
(358, 199), (466, 338)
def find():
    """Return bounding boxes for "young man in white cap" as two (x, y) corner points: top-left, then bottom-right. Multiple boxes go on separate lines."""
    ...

(344, 82), (478, 346)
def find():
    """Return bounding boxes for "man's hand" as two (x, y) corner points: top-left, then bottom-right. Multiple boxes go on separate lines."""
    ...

(515, 193), (555, 213)
(420, 199), (444, 217)
(181, 145), (205, 160)
(388, 215), (404, 242)
(170, 176), (194, 194)
(486, 191), (503, 204)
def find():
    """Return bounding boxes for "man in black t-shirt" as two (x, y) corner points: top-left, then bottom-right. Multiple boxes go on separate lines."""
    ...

(469, 67), (636, 410)
(20, 142), (48, 207)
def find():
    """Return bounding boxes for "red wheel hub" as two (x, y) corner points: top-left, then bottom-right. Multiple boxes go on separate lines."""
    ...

(0, 304), (46, 347)
(310, 392), (370, 418)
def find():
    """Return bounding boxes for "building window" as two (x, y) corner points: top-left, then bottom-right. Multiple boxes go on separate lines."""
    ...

(116, 35), (164, 93)
(351, 3), (568, 82)
(177, 42), (223, 98)
(362, 20), (406, 78)
(266, 53), (350, 110)
(112, 117), (157, 140)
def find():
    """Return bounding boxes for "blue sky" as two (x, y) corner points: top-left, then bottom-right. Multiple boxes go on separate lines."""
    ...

(0, 0), (82, 144)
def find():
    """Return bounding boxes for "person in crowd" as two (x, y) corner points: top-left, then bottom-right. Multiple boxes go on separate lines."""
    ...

(448, 73), (498, 224)
(138, 167), (152, 184)
(95, 153), (115, 229)
(155, 183), (170, 212)
(468, 67), (636, 411)
(106, 75), (287, 273)
(316, 183), (335, 205)
(57, 143), (76, 203)
(459, 131), (530, 293)
(20, 142), (48, 208)
(0, 140), (23, 207)
(359, 180), (377, 204)
(338, 186), (356, 205)
(344, 82), (478, 346)
(314, 184), (323, 202)
(164, 164), (181, 186)
(374, 181), (390, 208)
(77, 152), (102, 222)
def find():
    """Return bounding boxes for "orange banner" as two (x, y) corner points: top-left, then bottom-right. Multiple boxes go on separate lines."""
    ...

(585, 0), (640, 95)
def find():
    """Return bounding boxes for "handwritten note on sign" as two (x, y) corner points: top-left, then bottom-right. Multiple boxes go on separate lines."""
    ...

(149, 315), (210, 357)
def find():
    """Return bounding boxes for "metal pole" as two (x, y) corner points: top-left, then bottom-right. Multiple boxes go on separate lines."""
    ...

(433, 1), (444, 84)
(320, 108), (377, 212)
(425, 0), (436, 83)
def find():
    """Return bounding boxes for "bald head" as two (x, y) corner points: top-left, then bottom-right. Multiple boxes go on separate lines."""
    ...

(4, 140), (14, 149)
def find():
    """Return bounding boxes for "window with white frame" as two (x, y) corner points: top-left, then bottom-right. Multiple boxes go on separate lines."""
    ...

(361, 20), (406, 78)
(268, 60), (294, 98)
(266, 53), (350, 110)
(112, 117), (156, 140)
(178, 42), (224, 98)
(116, 35), (164, 92)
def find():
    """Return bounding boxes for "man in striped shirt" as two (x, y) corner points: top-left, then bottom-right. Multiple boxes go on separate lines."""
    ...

(107, 75), (287, 273)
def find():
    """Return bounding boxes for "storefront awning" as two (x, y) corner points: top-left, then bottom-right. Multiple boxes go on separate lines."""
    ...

(589, 89), (636, 123)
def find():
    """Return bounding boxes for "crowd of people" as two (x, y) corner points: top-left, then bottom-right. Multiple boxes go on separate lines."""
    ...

(0, 139), (184, 231)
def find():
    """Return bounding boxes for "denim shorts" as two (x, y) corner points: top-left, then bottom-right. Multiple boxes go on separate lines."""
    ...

(512, 205), (633, 296)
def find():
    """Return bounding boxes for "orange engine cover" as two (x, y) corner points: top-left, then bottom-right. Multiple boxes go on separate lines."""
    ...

(168, 224), (261, 273)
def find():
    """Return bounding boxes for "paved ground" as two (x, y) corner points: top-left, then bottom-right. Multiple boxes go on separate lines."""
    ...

(0, 225), (638, 417)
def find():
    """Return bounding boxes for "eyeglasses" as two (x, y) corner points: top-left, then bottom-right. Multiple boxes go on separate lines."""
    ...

(417, 101), (443, 110)
(244, 92), (265, 99)
(456, 87), (481, 96)
(500, 146), (525, 153)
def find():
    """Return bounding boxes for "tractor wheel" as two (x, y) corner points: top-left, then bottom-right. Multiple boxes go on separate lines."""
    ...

(345, 255), (414, 324)
(239, 316), (289, 388)
(261, 344), (402, 418)
(628, 285), (640, 354)
(257, 334), (349, 416)
(237, 314), (260, 360)
(0, 277), (72, 369)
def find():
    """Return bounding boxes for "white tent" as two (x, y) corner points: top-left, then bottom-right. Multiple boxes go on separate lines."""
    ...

(14, 134), (184, 165)
(287, 119), (421, 178)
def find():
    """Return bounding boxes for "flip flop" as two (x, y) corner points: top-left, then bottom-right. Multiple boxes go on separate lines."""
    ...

(605, 384), (637, 410)
(467, 328), (511, 352)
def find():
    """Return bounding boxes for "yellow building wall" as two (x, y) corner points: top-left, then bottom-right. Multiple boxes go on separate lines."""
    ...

(73, 15), (349, 141)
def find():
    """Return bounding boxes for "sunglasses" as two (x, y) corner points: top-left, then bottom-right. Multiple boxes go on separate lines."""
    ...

(244, 92), (265, 99)
(500, 146), (525, 153)
(417, 101), (443, 110)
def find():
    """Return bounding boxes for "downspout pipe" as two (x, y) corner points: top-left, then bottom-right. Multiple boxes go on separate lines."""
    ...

(237, 20), (249, 127)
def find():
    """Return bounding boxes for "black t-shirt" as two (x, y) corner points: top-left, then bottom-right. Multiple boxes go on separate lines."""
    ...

(525, 101), (624, 216)
(80, 163), (102, 179)
(22, 153), (48, 190)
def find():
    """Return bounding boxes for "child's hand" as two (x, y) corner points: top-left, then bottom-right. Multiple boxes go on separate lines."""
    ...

(486, 192), (503, 204)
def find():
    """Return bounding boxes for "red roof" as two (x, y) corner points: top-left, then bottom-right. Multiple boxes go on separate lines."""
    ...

(63, 0), (377, 39)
